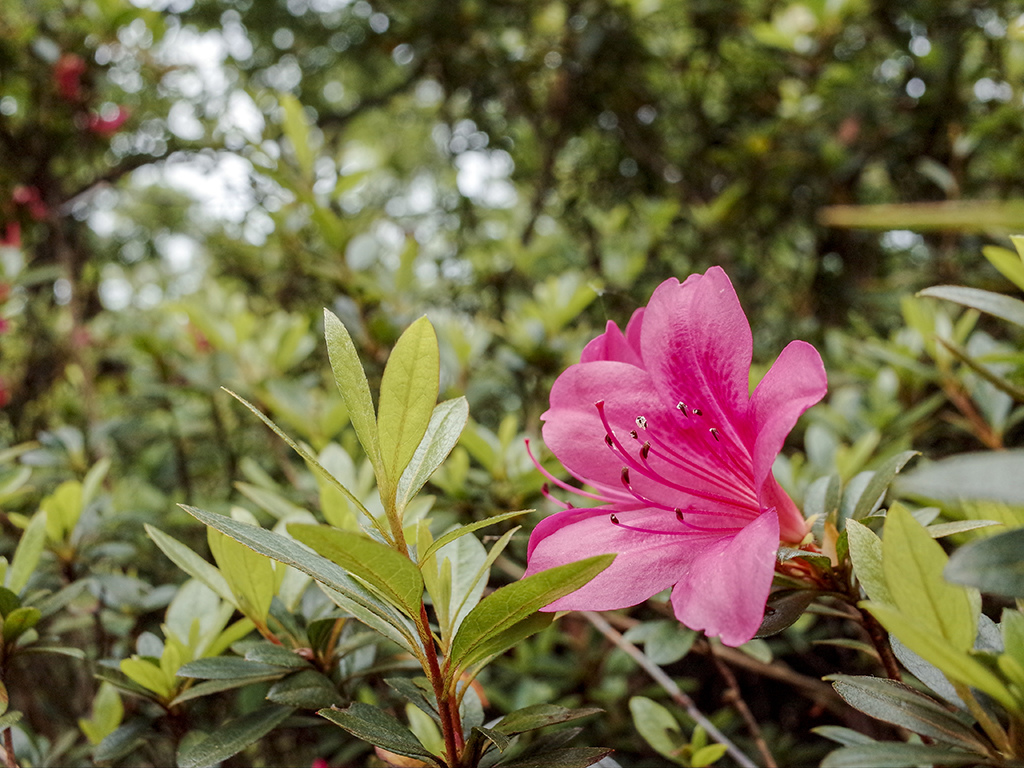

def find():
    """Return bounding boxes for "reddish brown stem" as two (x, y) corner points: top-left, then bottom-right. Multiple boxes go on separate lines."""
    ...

(418, 603), (462, 766)
(859, 607), (902, 681)
(2, 728), (16, 768)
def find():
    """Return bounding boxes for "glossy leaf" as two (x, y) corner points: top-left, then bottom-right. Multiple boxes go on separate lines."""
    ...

(287, 523), (424, 619)
(324, 309), (380, 470)
(318, 702), (441, 765)
(945, 527), (1024, 597)
(395, 397), (468, 515)
(176, 705), (293, 768)
(377, 316), (440, 491)
(448, 554), (614, 675)
(827, 675), (986, 749)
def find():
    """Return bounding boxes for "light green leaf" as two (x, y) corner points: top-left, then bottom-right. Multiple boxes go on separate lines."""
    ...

(40, 480), (82, 543)
(919, 285), (1024, 328)
(7, 511), (46, 595)
(982, 244), (1024, 292)
(925, 519), (1003, 538)
(882, 504), (975, 650)
(896, 450), (1024, 505)
(78, 682), (123, 746)
(177, 705), (293, 768)
(279, 92), (314, 177)
(945, 527), (1024, 597)
(395, 397), (468, 515)
(850, 451), (919, 523)
(287, 523), (424, 619)
(629, 696), (685, 765)
(208, 528), (275, 626)
(323, 309), (380, 471)
(119, 658), (173, 699)
(420, 510), (530, 563)
(457, 612), (555, 673)
(448, 554), (614, 676)
(846, 519), (893, 605)
(377, 316), (439, 491)
(145, 525), (234, 606)
(864, 602), (1016, 711)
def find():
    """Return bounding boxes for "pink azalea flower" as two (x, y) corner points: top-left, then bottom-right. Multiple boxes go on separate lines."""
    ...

(523, 267), (827, 646)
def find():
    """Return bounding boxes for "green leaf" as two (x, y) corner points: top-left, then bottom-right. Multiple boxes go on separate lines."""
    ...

(846, 519), (893, 605)
(287, 523), (424, 619)
(179, 506), (417, 649)
(629, 696), (685, 764)
(926, 519), (1003, 538)
(176, 705), (293, 768)
(267, 669), (344, 709)
(40, 480), (82, 542)
(377, 316), (439, 491)
(623, 621), (697, 665)
(419, 510), (530, 563)
(243, 643), (310, 668)
(324, 310), (380, 470)
(864, 602), (1016, 711)
(175, 657), (289, 680)
(882, 504), (975, 650)
(2, 606), (39, 642)
(458, 612), (555, 672)
(827, 675), (987, 749)
(811, 725), (877, 746)
(318, 702), (441, 765)
(692, 743), (728, 768)
(896, 450), (1024, 505)
(79, 682), (124, 746)
(6, 511), (46, 595)
(494, 747), (614, 768)
(279, 92), (314, 177)
(755, 590), (819, 638)
(395, 397), (468, 515)
(982, 244), (1024, 292)
(94, 720), (151, 764)
(386, 677), (439, 723)
(448, 554), (614, 675)
(919, 285), (1024, 328)
(493, 703), (604, 737)
(820, 743), (990, 768)
(850, 451), (919, 523)
(945, 527), (1024, 597)
(145, 525), (234, 606)
(119, 658), (173, 699)
(168, 675), (284, 708)
(207, 528), (275, 625)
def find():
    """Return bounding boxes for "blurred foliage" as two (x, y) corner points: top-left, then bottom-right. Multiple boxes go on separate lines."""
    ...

(4, 0), (1024, 765)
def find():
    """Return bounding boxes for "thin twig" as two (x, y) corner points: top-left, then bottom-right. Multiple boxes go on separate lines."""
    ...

(582, 611), (759, 768)
(705, 640), (777, 768)
(2, 728), (16, 768)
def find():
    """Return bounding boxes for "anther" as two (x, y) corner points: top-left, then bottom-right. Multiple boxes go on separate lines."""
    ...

(675, 508), (684, 522)
(709, 427), (720, 442)
(692, 408), (702, 416)
(676, 402), (688, 415)
(542, 483), (550, 495)
(640, 442), (651, 460)
(620, 467), (630, 486)
(635, 416), (648, 429)
(629, 430), (638, 439)
(610, 513), (620, 525)
(604, 434), (614, 448)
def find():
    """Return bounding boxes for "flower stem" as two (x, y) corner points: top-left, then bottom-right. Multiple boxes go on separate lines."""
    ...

(418, 603), (462, 766)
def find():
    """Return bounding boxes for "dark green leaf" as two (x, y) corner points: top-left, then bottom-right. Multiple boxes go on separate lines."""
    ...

(756, 589), (819, 638)
(288, 523), (424, 618)
(821, 743), (991, 768)
(827, 675), (987, 749)
(811, 725), (877, 746)
(494, 704), (603, 737)
(244, 643), (311, 669)
(386, 677), (439, 722)
(850, 451), (919, 522)
(2, 606), (39, 641)
(176, 705), (293, 768)
(318, 702), (441, 765)
(945, 527), (1024, 597)
(169, 675), (284, 708)
(919, 285), (1024, 328)
(176, 657), (289, 680)
(267, 669), (344, 709)
(494, 747), (614, 768)
(449, 554), (614, 675)
(0, 588), (20, 618)
(94, 719), (151, 764)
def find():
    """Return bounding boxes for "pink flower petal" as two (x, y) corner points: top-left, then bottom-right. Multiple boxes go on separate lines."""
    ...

(525, 507), (713, 611)
(670, 509), (780, 646)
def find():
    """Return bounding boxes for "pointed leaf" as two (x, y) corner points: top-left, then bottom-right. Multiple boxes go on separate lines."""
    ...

(7, 512), (46, 595)
(324, 310), (380, 469)
(267, 669), (344, 709)
(449, 555), (614, 675)
(827, 675), (987, 750)
(420, 510), (530, 563)
(318, 702), (441, 765)
(145, 525), (234, 606)
(494, 747), (614, 768)
(176, 657), (288, 680)
(494, 703), (604, 736)
(982, 244), (1024, 291)
(396, 397), (468, 514)
(851, 451), (919, 522)
(377, 316), (439, 489)
(846, 520), (892, 605)
(896, 450), (1024, 505)
(287, 523), (423, 619)
(821, 743), (989, 768)
(176, 704), (293, 768)
(179, 506), (416, 648)
(919, 285), (1024, 328)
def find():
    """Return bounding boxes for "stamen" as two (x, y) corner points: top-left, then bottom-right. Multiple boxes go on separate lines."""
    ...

(620, 467), (630, 486)
(610, 513), (620, 524)
(604, 510), (743, 537)
(644, 430), (754, 496)
(709, 427), (720, 442)
(629, 430), (638, 439)
(675, 508), (684, 521)
(635, 416), (648, 429)
(525, 438), (617, 503)
(677, 402), (688, 415)
(692, 408), (702, 416)
(640, 442), (651, 460)
(604, 434), (614, 447)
